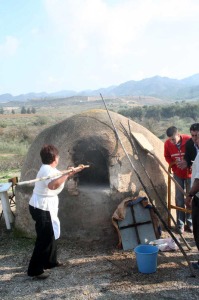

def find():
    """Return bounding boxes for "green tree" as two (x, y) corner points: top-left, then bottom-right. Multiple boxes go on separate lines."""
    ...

(161, 105), (176, 118)
(21, 106), (26, 114)
(0, 107), (4, 114)
(31, 107), (36, 114)
(118, 106), (144, 120)
(145, 106), (161, 121)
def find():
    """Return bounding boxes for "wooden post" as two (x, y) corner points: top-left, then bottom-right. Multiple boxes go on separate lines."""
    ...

(167, 165), (191, 227)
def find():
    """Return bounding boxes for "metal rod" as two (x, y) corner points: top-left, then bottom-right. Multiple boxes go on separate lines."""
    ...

(119, 220), (152, 230)
(130, 206), (141, 244)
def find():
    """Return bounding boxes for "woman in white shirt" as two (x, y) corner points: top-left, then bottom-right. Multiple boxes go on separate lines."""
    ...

(27, 144), (81, 280)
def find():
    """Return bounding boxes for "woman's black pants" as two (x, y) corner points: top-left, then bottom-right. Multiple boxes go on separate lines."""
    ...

(27, 205), (58, 276)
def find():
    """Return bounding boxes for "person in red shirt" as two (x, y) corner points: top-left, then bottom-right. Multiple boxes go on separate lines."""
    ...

(164, 126), (192, 234)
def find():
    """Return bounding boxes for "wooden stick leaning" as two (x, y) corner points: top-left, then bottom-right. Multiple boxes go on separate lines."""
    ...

(130, 132), (186, 196)
(17, 164), (89, 186)
(100, 93), (195, 277)
(120, 122), (192, 250)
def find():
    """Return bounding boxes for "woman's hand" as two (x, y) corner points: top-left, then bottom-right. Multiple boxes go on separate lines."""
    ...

(48, 165), (88, 190)
(67, 164), (87, 176)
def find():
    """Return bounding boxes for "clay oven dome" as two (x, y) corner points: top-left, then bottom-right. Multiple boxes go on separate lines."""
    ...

(15, 109), (169, 243)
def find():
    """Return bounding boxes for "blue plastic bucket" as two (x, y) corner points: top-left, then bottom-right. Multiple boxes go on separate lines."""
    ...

(134, 244), (159, 274)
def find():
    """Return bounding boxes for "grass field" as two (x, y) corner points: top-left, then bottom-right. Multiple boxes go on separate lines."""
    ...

(0, 112), (64, 179)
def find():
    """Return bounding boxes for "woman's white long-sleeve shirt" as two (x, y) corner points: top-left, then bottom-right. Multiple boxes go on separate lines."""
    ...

(29, 164), (65, 239)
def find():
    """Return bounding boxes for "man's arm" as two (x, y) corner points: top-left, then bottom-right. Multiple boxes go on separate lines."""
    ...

(185, 153), (199, 208)
(184, 139), (194, 168)
(185, 178), (199, 208)
(188, 178), (199, 196)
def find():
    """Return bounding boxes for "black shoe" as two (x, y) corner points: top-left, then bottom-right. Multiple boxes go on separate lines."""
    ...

(192, 262), (199, 270)
(44, 261), (67, 269)
(186, 226), (193, 233)
(33, 271), (50, 280)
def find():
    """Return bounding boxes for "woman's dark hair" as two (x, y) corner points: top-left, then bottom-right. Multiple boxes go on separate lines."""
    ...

(40, 144), (59, 164)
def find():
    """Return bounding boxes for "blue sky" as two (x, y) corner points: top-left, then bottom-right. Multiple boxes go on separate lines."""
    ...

(1, 0), (199, 95)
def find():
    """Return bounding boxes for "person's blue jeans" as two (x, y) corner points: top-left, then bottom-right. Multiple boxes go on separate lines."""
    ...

(174, 175), (192, 229)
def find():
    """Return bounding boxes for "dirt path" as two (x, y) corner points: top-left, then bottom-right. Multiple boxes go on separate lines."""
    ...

(1, 218), (199, 300)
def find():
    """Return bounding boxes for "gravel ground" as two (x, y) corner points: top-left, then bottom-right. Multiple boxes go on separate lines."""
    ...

(1, 217), (199, 300)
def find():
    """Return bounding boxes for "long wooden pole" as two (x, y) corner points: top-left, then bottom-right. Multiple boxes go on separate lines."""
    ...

(129, 131), (187, 196)
(100, 93), (195, 277)
(121, 121), (191, 250)
(17, 165), (89, 186)
(149, 152), (186, 196)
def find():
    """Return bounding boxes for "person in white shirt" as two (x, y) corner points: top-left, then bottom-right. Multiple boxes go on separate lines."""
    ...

(27, 144), (82, 279)
(185, 132), (199, 270)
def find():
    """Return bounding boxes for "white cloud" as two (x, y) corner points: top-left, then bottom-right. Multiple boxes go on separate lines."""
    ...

(159, 67), (175, 78)
(48, 75), (65, 87)
(152, 0), (199, 19)
(0, 36), (19, 57)
(44, 0), (199, 59)
(35, 74), (69, 92)
(1, 0), (199, 95)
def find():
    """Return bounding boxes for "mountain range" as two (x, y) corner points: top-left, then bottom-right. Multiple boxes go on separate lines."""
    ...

(1, 74), (199, 103)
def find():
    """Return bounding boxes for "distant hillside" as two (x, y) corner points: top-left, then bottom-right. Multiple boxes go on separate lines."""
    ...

(1, 74), (199, 103)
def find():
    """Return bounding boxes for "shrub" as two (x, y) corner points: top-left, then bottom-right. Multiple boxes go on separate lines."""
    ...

(0, 122), (6, 128)
(33, 116), (49, 126)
